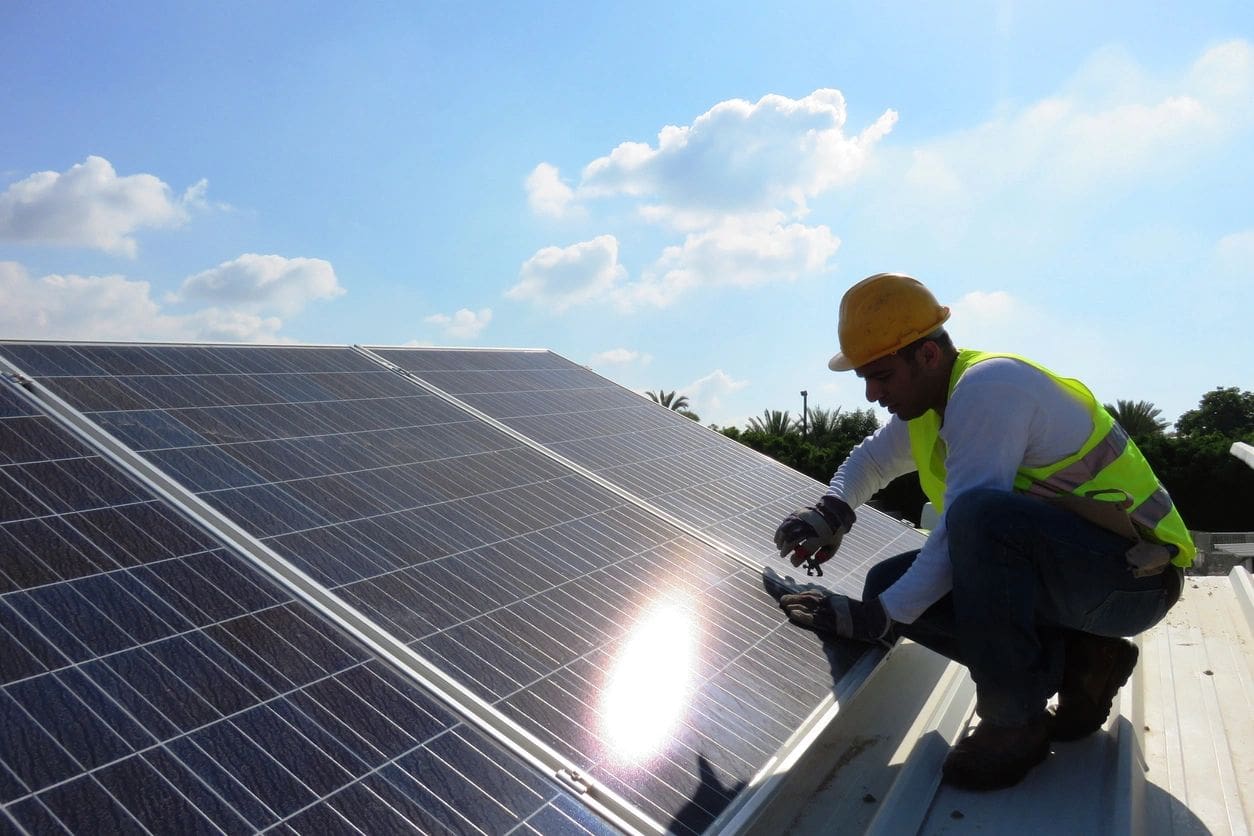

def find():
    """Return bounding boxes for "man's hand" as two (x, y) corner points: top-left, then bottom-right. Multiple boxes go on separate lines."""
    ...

(779, 591), (892, 644)
(773, 496), (856, 569)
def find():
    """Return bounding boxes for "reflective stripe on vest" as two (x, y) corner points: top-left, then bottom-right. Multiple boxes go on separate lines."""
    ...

(907, 350), (1195, 565)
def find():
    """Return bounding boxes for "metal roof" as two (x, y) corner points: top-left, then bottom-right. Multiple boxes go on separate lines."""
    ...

(734, 566), (1254, 835)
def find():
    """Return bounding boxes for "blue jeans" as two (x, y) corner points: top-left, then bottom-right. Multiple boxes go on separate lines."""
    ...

(863, 489), (1182, 726)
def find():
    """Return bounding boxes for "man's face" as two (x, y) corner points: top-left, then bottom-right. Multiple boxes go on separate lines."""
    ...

(855, 350), (931, 420)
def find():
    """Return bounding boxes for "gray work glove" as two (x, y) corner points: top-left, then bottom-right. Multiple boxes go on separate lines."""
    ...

(773, 496), (856, 572)
(779, 591), (892, 645)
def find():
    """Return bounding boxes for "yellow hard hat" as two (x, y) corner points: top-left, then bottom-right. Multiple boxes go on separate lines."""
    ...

(828, 273), (951, 371)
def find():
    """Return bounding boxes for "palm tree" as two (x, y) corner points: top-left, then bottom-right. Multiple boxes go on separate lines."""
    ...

(805, 406), (842, 440)
(646, 389), (690, 411)
(1103, 399), (1169, 437)
(646, 389), (700, 421)
(747, 409), (793, 435)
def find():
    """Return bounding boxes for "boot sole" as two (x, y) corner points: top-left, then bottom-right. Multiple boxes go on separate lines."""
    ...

(1050, 639), (1139, 741)
(942, 735), (1051, 791)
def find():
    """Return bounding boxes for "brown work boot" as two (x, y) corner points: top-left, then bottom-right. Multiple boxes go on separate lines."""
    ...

(942, 713), (1050, 791)
(1049, 634), (1138, 741)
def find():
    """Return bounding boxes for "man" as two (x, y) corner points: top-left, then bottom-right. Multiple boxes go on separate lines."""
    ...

(773, 273), (1192, 791)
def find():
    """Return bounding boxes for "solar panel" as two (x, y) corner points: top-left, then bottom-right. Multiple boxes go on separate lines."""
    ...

(367, 348), (925, 597)
(0, 375), (613, 835)
(0, 342), (877, 834)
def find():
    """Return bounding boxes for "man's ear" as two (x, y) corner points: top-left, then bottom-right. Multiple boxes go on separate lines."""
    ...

(918, 339), (943, 369)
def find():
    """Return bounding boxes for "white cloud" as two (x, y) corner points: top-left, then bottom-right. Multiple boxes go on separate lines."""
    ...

(891, 40), (1254, 212)
(0, 261), (284, 342)
(0, 156), (198, 256)
(178, 308), (285, 343)
(423, 307), (492, 340)
(682, 368), (749, 417)
(511, 218), (839, 313)
(950, 289), (1017, 322)
(508, 235), (627, 312)
(1214, 228), (1254, 276)
(525, 163), (578, 219)
(179, 177), (232, 212)
(176, 253), (344, 315)
(615, 216), (839, 310)
(1188, 39), (1254, 108)
(518, 89), (889, 316)
(572, 89), (897, 219)
(589, 348), (652, 366)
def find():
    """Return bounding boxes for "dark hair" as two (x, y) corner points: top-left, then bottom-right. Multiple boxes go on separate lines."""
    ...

(898, 328), (955, 367)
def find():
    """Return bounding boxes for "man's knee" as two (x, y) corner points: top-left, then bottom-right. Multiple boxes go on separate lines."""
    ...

(946, 488), (1017, 536)
(948, 489), (1038, 546)
(863, 551), (919, 601)
(946, 489), (1040, 571)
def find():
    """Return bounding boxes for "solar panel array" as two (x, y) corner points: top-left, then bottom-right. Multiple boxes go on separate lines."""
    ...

(0, 375), (608, 835)
(0, 341), (925, 835)
(370, 348), (924, 597)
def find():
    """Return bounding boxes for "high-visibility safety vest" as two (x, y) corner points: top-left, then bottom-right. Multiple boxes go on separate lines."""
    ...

(906, 350), (1195, 566)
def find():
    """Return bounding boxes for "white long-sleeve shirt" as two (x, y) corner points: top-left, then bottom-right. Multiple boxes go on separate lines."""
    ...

(825, 356), (1095, 624)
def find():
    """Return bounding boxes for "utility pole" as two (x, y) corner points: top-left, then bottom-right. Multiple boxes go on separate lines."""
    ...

(800, 390), (808, 439)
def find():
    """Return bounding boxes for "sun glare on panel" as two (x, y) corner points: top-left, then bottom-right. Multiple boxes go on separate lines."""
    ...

(600, 601), (698, 764)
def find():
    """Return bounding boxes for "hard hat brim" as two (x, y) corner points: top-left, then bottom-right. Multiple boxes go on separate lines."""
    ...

(827, 352), (854, 372)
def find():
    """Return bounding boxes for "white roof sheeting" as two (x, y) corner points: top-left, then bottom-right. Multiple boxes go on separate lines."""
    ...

(734, 567), (1254, 835)
(1231, 441), (1254, 470)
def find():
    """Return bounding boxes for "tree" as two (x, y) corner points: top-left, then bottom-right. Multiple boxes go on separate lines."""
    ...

(1137, 432), (1254, 531)
(805, 406), (841, 441)
(747, 409), (793, 435)
(1135, 386), (1254, 531)
(646, 389), (689, 410)
(832, 407), (879, 446)
(646, 389), (700, 421)
(1175, 387), (1254, 439)
(1103, 399), (1168, 438)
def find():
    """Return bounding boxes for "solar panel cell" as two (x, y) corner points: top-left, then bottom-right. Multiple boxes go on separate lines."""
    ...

(525, 792), (621, 835)
(140, 747), (257, 833)
(27, 776), (148, 834)
(94, 756), (221, 834)
(0, 689), (84, 794)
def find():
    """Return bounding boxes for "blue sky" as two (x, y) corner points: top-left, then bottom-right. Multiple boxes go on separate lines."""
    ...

(2, 1), (1250, 428)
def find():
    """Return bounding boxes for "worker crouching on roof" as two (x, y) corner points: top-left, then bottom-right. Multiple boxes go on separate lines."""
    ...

(773, 273), (1192, 791)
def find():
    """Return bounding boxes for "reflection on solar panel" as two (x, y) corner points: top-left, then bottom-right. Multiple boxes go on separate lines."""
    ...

(0, 375), (610, 834)
(0, 341), (896, 835)
(369, 348), (925, 597)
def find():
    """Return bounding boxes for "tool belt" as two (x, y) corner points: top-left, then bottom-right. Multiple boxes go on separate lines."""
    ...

(1043, 493), (1175, 577)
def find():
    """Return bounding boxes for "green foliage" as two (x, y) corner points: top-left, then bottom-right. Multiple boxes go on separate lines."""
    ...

(803, 406), (879, 445)
(804, 406), (840, 438)
(1175, 387), (1254, 438)
(646, 389), (690, 411)
(1103, 399), (1168, 439)
(646, 389), (699, 420)
(1136, 432), (1254, 531)
(1137, 386), (1254, 531)
(747, 409), (794, 435)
